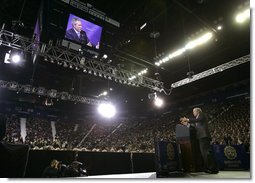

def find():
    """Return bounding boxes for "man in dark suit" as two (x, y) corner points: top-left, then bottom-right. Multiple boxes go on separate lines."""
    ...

(65, 18), (93, 47)
(180, 108), (218, 174)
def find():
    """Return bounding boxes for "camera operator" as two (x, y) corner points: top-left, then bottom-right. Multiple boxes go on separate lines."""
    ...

(42, 159), (62, 178)
(64, 161), (88, 177)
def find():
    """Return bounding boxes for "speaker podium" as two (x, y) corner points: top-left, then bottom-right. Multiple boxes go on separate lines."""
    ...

(176, 124), (204, 172)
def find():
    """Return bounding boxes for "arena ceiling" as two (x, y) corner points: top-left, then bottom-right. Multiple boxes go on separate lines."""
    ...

(0, 0), (250, 116)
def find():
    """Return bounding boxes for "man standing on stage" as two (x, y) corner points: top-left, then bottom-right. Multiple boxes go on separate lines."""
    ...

(180, 107), (218, 174)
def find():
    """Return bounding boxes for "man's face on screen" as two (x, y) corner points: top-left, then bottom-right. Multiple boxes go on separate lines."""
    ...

(74, 20), (82, 32)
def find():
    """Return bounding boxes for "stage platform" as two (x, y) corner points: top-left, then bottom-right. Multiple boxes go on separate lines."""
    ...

(83, 171), (250, 179)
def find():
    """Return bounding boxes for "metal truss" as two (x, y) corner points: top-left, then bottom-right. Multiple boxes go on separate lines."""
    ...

(0, 80), (104, 105)
(171, 54), (250, 88)
(0, 29), (164, 92)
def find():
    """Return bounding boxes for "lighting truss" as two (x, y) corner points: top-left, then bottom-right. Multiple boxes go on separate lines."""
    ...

(171, 54), (250, 88)
(0, 29), (164, 92)
(0, 80), (104, 105)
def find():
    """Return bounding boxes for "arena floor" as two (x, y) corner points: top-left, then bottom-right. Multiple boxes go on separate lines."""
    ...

(83, 171), (250, 179)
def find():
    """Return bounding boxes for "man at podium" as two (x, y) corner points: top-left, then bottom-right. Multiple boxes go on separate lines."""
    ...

(180, 107), (218, 174)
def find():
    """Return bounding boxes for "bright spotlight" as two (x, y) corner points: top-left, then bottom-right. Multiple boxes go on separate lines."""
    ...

(103, 54), (108, 59)
(102, 91), (108, 96)
(185, 32), (213, 50)
(98, 103), (116, 118)
(236, 9), (250, 23)
(11, 54), (21, 63)
(154, 97), (164, 107)
(217, 25), (222, 30)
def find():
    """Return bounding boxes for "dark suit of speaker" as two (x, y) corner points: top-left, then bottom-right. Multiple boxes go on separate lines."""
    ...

(188, 113), (218, 173)
(188, 113), (210, 139)
(65, 28), (89, 45)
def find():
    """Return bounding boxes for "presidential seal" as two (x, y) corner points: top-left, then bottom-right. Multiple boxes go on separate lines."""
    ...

(224, 146), (237, 160)
(167, 143), (175, 160)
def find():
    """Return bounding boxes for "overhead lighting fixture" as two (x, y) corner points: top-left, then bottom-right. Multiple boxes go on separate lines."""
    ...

(63, 62), (68, 67)
(235, 9), (250, 23)
(98, 103), (116, 118)
(129, 68), (148, 80)
(11, 54), (21, 63)
(140, 22), (147, 30)
(155, 32), (213, 66)
(129, 75), (137, 80)
(185, 32), (213, 50)
(102, 54), (108, 59)
(170, 48), (186, 57)
(154, 97), (164, 108)
(217, 25), (222, 30)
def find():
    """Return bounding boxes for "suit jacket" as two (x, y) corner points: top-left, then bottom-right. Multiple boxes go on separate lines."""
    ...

(65, 28), (89, 45)
(189, 113), (211, 139)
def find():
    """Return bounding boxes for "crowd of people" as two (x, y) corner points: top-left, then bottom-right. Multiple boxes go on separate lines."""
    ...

(2, 98), (250, 153)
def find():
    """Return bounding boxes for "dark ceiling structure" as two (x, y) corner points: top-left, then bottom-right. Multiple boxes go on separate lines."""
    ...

(0, 0), (250, 116)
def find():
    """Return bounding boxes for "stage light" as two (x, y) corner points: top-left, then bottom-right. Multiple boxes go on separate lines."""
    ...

(140, 22), (147, 30)
(236, 9), (250, 23)
(154, 97), (164, 107)
(102, 91), (108, 96)
(185, 32), (213, 50)
(103, 54), (108, 59)
(11, 54), (21, 63)
(98, 91), (108, 97)
(171, 47), (186, 57)
(50, 58), (55, 63)
(155, 32), (213, 66)
(129, 76), (136, 80)
(98, 103), (116, 118)
(217, 25), (222, 30)
(63, 62), (68, 67)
